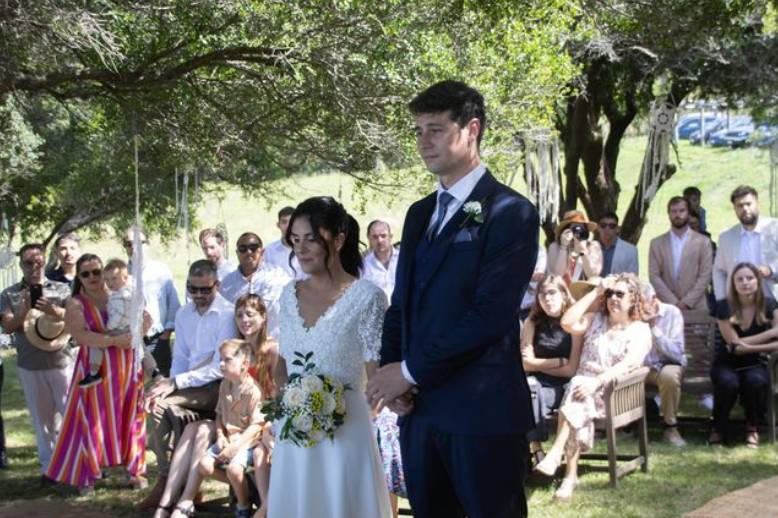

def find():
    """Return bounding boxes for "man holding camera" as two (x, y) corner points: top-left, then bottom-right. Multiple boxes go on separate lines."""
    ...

(0, 243), (72, 477)
(547, 210), (603, 283)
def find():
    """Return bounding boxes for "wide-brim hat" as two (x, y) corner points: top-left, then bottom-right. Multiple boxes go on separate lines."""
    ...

(555, 210), (597, 240)
(23, 309), (70, 352)
(569, 276), (602, 301)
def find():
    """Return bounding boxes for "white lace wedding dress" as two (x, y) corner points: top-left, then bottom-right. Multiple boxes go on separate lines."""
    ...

(267, 279), (392, 518)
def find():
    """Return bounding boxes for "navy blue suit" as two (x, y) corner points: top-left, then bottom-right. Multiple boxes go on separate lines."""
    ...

(381, 171), (538, 518)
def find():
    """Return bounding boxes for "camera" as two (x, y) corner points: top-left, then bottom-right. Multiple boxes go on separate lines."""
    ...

(569, 224), (590, 241)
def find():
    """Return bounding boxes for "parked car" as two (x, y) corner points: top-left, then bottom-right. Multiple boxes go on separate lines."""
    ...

(707, 116), (754, 148)
(688, 119), (726, 145)
(749, 125), (778, 148)
(677, 114), (721, 139)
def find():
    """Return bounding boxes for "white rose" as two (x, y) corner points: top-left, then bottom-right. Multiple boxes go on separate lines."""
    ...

(301, 375), (324, 394)
(292, 414), (313, 432)
(283, 386), (305, 409)
(336, 394), (347, 414)
(322, 393), (337, 414)
(310, 429), (326, 443)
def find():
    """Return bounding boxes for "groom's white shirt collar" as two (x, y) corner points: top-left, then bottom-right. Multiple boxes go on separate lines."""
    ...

(427, 164), (487, 237)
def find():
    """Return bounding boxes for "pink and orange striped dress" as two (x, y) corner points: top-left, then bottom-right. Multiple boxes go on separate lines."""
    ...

(46, 294), (146, 487)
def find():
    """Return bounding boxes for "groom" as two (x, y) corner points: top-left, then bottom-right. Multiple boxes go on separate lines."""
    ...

(367, 80), (539, 517)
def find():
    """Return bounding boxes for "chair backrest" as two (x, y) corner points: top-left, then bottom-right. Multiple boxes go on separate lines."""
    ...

(682, 310), (716, 395)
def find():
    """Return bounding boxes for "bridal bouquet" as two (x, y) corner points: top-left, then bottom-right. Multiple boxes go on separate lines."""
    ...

(262, 351), (350, 448)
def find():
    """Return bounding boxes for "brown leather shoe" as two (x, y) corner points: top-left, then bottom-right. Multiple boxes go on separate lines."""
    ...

(136, 476), (167, 511)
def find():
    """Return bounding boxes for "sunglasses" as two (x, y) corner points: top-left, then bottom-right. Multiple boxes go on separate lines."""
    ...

(605, 289), (627, 300)
(187, 283), (216, 295)
(599, 222), (618, 230)
(237, 243), (261, 254)
(21, 260), (42, 268)
(79, 268), (103, 279)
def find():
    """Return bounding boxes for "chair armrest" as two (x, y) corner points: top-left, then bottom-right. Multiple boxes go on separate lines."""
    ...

(768, 352), (778, 392)
(602, 367), (649, 418)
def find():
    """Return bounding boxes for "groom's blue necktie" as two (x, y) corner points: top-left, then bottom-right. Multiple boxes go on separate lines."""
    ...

(427, 191), (455, 242)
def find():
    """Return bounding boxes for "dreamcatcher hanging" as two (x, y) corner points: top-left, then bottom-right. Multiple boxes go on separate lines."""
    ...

(519, 129), (561, 225)
(770, 140), (778, 218)
(638, 100), (677, 218)
(0, 213), (17, 293)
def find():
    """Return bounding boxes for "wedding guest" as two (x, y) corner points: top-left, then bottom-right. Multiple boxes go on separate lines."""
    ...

(153, 340), (266, 518)
(200, 228), (237, 281)
(547, 210), (603, 283)
(642, 283), (688, 447)
(535, 273), (651, 501)
(46, 254), (148, 493)
(362, 220), (400, 302)
(46, 233), (81, 288)
(123, 227), (181, 377)
(519, 244), (547, 322)
(520, 275), (582, 465)
(683, 186), (707, 234)
(263, 207), (306, 280)
(713, 186), (778, 301)
(138, 260), (237, 511)
(0, 243), (72, 479)
(710, 262), (778, 447)
(596, 212), (639, 276)
(648, 196), (713, 312)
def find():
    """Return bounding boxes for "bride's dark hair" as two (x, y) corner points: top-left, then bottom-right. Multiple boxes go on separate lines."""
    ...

(286, 196), (362, 277)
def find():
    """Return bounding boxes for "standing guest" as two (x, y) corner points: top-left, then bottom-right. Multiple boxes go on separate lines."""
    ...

(138, 259), (237, 511)
(641, 283), (688, 447)
(548, 210), (603, 283)
(520, 275), (583, 466)
(46, 233), (81, 288)
(370, 80), (539, 518)
(362, 220), (400, 301)
(519, 244), (547, 322)
(535, 274), (651, 501)
(220, 232), (291, 339)
(263, 207), (306, 280)
(596, 212), (639, 276)
(710, 262), (778, 447)
(713, 185), (778, 301)
(200, 228), (237, 281)
(648, 196), (713, 312)
(684, 186), (707, 234)
(0, 243), (72, 479)
(123, 228), (181, 377)
(46, 254), (148, 493)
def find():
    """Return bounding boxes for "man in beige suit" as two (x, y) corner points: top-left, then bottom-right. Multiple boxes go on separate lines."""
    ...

(649, 196), (713, 312)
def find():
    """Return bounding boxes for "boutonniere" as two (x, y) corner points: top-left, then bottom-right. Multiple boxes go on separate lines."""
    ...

(460, 199), (486, 228)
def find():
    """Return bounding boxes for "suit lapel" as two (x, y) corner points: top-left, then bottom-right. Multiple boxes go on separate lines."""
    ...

(400, 193), (436, 311)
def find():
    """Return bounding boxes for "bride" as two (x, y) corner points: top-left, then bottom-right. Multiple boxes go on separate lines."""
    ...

(267, 196), (391, 518)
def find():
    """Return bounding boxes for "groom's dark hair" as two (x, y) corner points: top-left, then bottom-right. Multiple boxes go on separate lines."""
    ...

(409, 80), (487, 146)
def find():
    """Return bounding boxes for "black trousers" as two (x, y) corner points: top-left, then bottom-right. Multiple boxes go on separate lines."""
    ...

(711, 363), (769, 431)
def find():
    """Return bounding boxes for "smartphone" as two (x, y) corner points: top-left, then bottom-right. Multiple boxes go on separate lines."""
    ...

(29, 284), (43, 308)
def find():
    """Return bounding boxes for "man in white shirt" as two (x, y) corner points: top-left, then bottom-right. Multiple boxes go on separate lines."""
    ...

(642, 283), (687, 447)
(139, 260), (237, 510)
(199, 227), (236, 281)
(219, 232), (291, 338)
(361, 220), (400, 301)
(263, 206), (306, 280)
(713, 185), (778, 301)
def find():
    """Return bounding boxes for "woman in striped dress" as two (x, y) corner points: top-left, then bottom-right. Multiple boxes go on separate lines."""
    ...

(46, 253), (147, 492)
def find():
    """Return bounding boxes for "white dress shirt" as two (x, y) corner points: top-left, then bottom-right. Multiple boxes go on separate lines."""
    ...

(403, 163), (487, 385)
(670, 228), (690, 281)
(521, 244), (547, 310)
(219, 264), (292, 339)
(644, 302), (687, 372)
(264, 239), (307, 280)
(128, 258), (181, 335)
(362, 248), (400, 301)
(216, 259), (237, 281)
(171, 293), (238, 389)
(737, 227), (762, 266)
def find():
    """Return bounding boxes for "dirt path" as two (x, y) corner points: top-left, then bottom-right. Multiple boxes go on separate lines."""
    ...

(684, 474), (778, 517)
(0, 500), (112, 517)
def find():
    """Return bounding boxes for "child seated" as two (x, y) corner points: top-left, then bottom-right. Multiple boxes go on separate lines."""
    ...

(79, 258), (158, 388)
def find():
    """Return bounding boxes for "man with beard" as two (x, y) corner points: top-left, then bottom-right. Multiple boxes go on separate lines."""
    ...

(713, 185), (778, 301)
(649, 196), (713, 312)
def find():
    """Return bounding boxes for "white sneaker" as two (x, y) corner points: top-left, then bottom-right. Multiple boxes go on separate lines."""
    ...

(663, 427), (687, 447)
(698, 394), (714, 411)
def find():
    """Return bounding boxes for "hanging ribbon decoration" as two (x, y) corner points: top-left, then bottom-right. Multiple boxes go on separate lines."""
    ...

(770, 140), (778, 218)
(129, 119), (146, 369)
(0, 213), (16, 293)
(519, 129), (561, 225)
(638, 100), (677, 218)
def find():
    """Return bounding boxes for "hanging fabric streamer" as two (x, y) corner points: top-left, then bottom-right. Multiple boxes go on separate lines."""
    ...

(519, 128), (561, 225)
(129, 128), (145, 368)
(770, 140), (778, 218)
(638, 99), (677, 218)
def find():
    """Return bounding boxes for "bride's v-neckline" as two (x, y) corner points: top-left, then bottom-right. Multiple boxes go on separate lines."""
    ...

(293, 280), (360, 332)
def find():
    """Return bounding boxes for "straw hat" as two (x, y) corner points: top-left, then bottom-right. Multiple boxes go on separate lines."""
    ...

(555, 210), (597, 240)
(23, 309), (70, 352)
(569, 277), (602, 300)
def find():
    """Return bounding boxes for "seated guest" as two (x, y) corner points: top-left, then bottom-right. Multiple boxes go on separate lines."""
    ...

(200, 228), (237, 281)
(138, 260), (238, 511)
(642, 283), (687, 447)
(534, 273), (651, 501)
(153, 340), (266, 518)
(710, 262), (778, 447)
(596, 212), (639, 276)
(548, 210), (603, 283)
(520, 275), (582, 465)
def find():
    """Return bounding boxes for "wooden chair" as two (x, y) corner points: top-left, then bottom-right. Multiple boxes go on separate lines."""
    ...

(579, 366), (650, 488)
(767, 351), (778, 443)
(681, 310), (716, 396)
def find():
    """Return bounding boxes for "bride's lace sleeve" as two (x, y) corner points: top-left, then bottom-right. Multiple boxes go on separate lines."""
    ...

(357, 284), (389, 362)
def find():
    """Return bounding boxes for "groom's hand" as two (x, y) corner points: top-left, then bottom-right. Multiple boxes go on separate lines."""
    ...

(386, 390), (416, 416)
(367, 362), (412, 407)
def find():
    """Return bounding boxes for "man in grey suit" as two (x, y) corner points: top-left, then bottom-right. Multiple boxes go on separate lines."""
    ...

(597, 211), (639, 276)
(649, 196), (713, 312)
